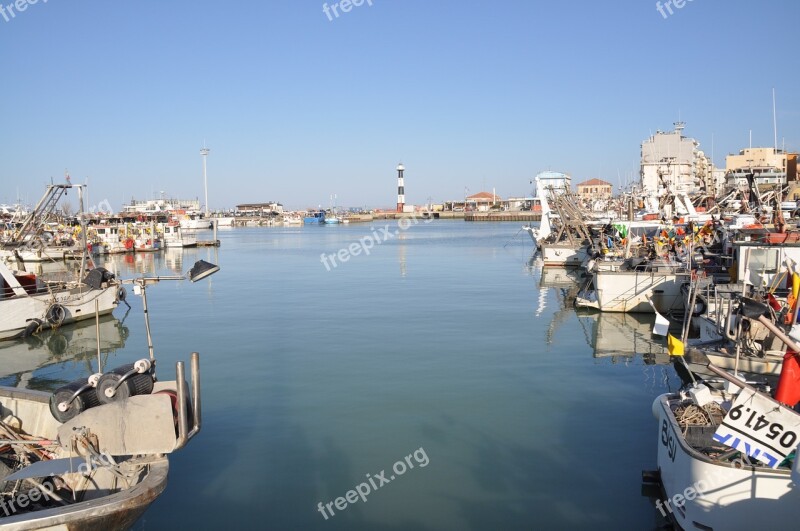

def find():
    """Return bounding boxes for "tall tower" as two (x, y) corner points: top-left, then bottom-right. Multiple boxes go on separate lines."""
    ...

(396, 163), (405, 213)
(200, 145), (210, 215)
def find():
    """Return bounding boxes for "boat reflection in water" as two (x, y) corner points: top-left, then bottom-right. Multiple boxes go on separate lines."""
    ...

(164, 246), (186, 274)
(577, 311), (670, 365)
(533, 262), (586, 342)
(97, 251), (161, 276)
(531, 257), (670, 364)
(0, 314), (129, 390)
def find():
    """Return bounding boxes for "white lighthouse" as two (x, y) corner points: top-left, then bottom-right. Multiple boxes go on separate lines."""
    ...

(396, 163), (405, 213)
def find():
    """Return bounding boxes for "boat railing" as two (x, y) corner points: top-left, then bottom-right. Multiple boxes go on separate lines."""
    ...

(174, 352), (202, 450)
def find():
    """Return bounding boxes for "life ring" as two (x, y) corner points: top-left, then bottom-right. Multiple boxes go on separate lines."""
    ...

(47, 333), (68, 356)
(117, 286), (127, 302)
(45, 304), (66, 326)
(23, 318), (43, 337)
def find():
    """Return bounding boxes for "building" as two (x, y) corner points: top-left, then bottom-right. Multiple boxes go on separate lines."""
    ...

(724, 147), (798, 191)
(122, 197), (201, 215)
(640, 122), (718, 196)
(726, 147), (791, 173)
(465, 191), (500, 212)
(576, 178), (613, 200)
(236, 202), (284, 215)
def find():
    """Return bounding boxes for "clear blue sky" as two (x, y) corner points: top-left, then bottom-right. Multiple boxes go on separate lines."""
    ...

(1, 0), (798, 211)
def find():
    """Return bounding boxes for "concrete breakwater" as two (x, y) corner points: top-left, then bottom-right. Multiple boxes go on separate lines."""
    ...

(231, 210), (541, 225)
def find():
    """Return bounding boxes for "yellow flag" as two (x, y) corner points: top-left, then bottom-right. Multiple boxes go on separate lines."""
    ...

(668, 334), (684, 356)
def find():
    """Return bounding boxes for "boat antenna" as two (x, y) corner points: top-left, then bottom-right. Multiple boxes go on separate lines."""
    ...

(95, 299), (103, 373)
(77, 185), (88, 282)
(772, 88), (778, 151)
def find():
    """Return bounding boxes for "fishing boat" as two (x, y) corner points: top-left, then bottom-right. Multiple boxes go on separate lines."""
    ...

(89, 224), (134, 255)
(648, 298), (800, 530)
(178, 213), (212, 230)
(0, 261), (123, 341)
(524, 177), (594, 267)
(0, 185), (124, 341)
(650, 381), (800, 530)
(679, 234), (800, 379)
(161, 222), (197, 248)
(575, 257), (691, 313)
(303, 211), (325, 225)
(0, 354), (202, 530)
(324, 196), (342, 225)
(0, 257), (217, 528)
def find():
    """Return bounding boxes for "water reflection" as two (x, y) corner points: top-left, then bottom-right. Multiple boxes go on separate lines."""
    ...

(530, 259), (669, 365)
(534, 263), (586, 343)
(163, 247), (185, 274)
(97, 252), (162, 276)
(0, 315), (130, 390)
(577, 311), (669, 365)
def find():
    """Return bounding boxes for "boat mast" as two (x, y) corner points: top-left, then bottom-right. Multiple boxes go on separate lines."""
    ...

(772, 88), (778, 151)
(77, 185), (88, 282)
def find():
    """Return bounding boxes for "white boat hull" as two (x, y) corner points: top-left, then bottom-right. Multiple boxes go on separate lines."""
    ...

(0, 247), (80, 263)
(162, 225), (198, 248)
(576, 263), (689, 313)
(0, 284), (120, 340)
(179, 219), (212, 230)
(653, 394), (800, 530)
(540, 243), (589, 267)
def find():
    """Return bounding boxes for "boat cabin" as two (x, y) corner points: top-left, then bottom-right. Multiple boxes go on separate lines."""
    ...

(0, 262), (41, 299)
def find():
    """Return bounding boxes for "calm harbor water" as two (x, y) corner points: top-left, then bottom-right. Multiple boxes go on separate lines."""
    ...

(4, 221), (684, 530)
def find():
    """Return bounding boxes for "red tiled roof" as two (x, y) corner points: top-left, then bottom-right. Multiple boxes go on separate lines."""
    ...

(576, 178), (611, 187)
(466, 191), (501, 201)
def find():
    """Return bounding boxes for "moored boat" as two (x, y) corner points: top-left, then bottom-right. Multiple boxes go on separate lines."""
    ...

(0, 261), (122, 341)
(0, 354), (202, 529)
(161, 222), (197, 248)
(651, 386), (800, 530)
(303, 211), (325, 224)
(575, 258), (691, 313)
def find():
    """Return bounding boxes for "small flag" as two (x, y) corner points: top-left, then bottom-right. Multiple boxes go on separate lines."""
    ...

(647, 298), (669, 336)
(653, 312), (670, 337)
(668, 334), (684, 356)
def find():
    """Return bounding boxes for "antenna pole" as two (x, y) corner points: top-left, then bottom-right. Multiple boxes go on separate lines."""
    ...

(773, 88), (778, 150)
(201, 145), (210, 216)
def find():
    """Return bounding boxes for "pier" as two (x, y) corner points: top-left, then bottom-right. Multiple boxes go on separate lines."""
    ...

(464, 212), (541, 222)
(225, 210), (542, 225)
(197, 221), (221, 246)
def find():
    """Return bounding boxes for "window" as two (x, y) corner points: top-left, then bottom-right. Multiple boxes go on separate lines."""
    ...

(748, 248), (780, 275)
